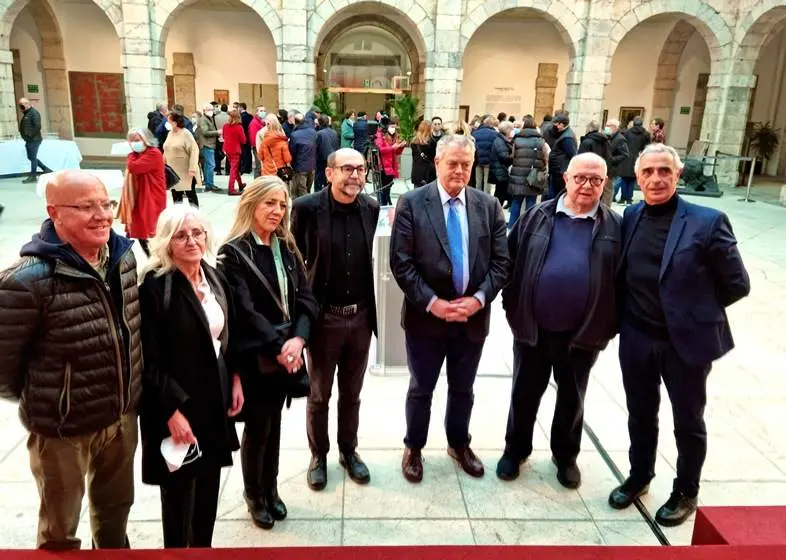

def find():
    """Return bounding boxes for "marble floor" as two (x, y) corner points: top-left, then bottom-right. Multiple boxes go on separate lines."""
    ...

(0, 172), (784, 549)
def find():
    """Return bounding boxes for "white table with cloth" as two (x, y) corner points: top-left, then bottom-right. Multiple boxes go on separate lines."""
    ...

(0, 138), (83, 175)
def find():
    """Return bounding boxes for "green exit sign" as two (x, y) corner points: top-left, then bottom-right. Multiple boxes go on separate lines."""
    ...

(26, 84), (39, 94)
(680, 106), (690, 115)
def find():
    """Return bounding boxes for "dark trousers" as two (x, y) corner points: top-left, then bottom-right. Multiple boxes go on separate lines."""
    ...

(171, 178), (199, 208)
(494, 179), (509, 206)
(404, 330), (484, 450)
(241, 143), (252, 174)
(619, 322), (711, 497)
(215, 142), (224, 174)
(504, 332), (598, 463)
(306, 307), (372, 457)
(160, 467), (221, 548)
(241, 391), (286, 502)
(25, 139), (51, 175)
(545, 173), (565, 201)
(378, 172), (393, 206)
(617, 177), (636, 203)
(315, 161), (329, 191)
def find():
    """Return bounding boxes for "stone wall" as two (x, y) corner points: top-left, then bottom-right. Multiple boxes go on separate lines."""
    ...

(0, 0), (785, 173)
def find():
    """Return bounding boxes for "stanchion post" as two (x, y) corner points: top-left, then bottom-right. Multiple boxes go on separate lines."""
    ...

(742, 156), (756, 203)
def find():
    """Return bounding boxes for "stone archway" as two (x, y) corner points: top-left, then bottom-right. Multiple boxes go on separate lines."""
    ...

(0, 0), (72, 138)
(651, 20), (698, 129)
(460, 0), (583, 58)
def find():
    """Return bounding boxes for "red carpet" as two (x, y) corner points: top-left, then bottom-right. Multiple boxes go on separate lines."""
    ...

(692, 506), (786, 545)
(1, 546), (785, 560)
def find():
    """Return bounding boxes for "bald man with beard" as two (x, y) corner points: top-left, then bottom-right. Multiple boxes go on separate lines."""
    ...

(0, 170), (142, 549)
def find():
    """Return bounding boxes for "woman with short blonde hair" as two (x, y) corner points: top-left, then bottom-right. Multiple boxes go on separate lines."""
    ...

(139, 203), (244, 548)
(410, 120), (436, 187)
(218, 176), (318, 531)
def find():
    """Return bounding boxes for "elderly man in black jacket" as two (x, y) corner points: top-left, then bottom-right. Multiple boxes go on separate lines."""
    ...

(0, 170), (142, 549)
(498, 152), (621, 488)
(18, 97), (52, 183)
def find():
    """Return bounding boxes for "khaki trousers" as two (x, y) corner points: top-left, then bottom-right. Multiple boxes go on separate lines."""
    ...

(28, 413), (138, 550)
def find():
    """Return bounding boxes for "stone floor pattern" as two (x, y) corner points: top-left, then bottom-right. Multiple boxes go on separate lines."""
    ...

(0, 174), (785, 548)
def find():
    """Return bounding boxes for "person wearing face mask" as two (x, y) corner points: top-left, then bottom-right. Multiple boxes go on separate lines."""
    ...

(315, 115), (340, 190)
(375, 119), (406, 206)
(18, 98), (52, 183)
(249, 107), (267, 178)
(197, 104), (222, 193)
(120, 127), (166, 257)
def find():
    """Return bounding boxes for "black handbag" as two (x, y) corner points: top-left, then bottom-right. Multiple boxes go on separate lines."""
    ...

(266, 142), (293, 182)
(228, 242), (310, 400)
(164, 164), (180, 189)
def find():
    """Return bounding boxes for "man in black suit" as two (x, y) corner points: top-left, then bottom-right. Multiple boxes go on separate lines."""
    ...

(291, 148), (380, 491)
(390, 134), (509, 483)
(609, 143), (750, 527)
(239, 102), (254, 174)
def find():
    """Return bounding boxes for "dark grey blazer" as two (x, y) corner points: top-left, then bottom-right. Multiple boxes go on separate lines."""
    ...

(389, 181), (510, 343)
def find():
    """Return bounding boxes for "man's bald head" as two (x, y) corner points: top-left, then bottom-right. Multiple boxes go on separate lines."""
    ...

(327, 147), (364, 168)
(45, 170), (108, 205)
(18, 98), (30, 109)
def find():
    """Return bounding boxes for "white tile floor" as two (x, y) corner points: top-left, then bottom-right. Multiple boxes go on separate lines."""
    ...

(0, 174), (784, 548)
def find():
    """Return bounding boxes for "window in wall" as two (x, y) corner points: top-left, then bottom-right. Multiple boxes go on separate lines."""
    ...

(69, 71), (127, 137)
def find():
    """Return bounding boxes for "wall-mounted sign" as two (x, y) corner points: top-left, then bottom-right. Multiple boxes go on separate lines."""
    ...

(680, 106), (691, 115)
(363, 79), (371, 88)
(27, 84), (39, 94)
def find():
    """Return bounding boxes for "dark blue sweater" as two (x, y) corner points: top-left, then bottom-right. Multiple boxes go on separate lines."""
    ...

(533, 213), (594, 333)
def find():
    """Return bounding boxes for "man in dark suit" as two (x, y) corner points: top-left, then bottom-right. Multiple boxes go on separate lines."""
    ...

(609, 143), (750, 527)
(239, 102), (254, 174)
(292, 148), (380, 491)
(390, 134), (509, 483)
(352, 112), (370, 154)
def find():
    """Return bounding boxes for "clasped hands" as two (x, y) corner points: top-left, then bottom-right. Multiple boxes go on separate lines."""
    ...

(431, 296), (483, 322)
(277, 336), (305, 374)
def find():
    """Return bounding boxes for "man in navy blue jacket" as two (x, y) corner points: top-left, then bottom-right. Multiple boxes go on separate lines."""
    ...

(609, 143), (750, 527)
(289, 112), (318, 199)
(471, 116), (498, 194)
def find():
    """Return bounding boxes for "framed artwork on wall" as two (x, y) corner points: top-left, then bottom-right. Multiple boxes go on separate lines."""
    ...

(213, 89), (229, 105)
(619, 106), (645, 127)
(459, 105), (470, 123)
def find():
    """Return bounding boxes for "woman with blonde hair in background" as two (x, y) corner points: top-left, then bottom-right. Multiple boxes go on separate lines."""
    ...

(121, 127), (166, 256)
(449, 120), (472, 136)
(410, 120), (436, 188)
(259, 114), (292, 180)
(218, 177), (318, 531)
(139, 203), (244, 548)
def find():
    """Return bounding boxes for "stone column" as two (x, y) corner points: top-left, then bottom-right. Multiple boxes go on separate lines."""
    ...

(702, 74), (757, 189)
(121, 0), (166, 131)
(279, 0), (312, 112)
(0, 49), (16, 138)
(566, 2), (612, 128)
(424, 0), (460, 122)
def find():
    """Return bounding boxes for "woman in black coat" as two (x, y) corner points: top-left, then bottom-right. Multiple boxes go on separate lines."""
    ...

(139, 204), (244, 549)
(490, 121), (514, 206)
(410, 121), (436, 187)
(218, 176), (319, 531)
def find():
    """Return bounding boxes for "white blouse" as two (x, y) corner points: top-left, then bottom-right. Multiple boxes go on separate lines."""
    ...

(195, 273), (225, 358)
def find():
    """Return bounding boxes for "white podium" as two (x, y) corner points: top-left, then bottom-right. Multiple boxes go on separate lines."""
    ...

(371, 206), (408, 375)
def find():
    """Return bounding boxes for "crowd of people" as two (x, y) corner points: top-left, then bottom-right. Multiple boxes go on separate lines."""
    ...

(0, 91), (751, 551)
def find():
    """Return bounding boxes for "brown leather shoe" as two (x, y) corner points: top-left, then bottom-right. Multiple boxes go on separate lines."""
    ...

(448, 446), (485, 478)
(402, 448), (423, 483)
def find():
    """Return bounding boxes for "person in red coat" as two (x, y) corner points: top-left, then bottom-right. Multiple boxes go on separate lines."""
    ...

(222, 109), (246, 196)
(123, 127), (167, 256)
(375, 119), (405, 206)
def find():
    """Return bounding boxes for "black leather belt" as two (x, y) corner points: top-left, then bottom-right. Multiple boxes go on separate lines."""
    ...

(326, 303), (361, 317)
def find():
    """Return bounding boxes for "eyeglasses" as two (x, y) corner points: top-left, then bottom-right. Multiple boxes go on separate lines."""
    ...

(570, 175), (605, 188)
(334, 165), (367, 177)
(172, 229), (206, 244)
(55, 201), (117, 214)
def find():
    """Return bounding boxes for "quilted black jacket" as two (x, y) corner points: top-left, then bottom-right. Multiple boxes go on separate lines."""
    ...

(0, 220), (143, 437)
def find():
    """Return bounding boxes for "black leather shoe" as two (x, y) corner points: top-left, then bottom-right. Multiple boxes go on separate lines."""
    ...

(244, 494), (274, 530)
(339, 452), (371, 485)
(655, 490), (698, 527)
(496, 452), (526, 481)
(266, 490), (287, 521)
(307, 455), (327, 491)
(608, 477), (650, 510)
(552, 457), (581, 489)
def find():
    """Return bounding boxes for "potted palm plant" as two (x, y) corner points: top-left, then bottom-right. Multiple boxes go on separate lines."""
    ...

(312, 87), (337, 121)
(392, 93), (419, 181)
(747, 121), (781, 175)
